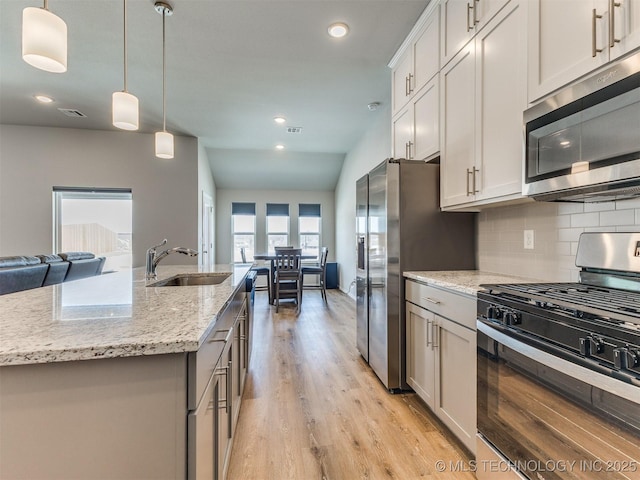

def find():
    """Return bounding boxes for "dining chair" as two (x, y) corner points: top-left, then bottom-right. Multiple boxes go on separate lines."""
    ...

(273, 248), (302, 313)
(240, 247), (270, 299)
(301, 246), (328, 303)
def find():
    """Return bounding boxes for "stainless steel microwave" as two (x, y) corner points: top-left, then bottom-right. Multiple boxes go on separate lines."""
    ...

(524, 50), (640, 202)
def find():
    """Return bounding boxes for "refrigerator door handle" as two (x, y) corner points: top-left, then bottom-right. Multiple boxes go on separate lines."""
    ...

(357, 236), (366, 270)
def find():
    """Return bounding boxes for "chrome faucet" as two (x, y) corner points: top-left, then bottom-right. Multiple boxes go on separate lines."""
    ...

(146, 239), (198, 279)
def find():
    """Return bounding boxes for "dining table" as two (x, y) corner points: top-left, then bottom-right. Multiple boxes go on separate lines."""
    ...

(253, 253), (316, 305)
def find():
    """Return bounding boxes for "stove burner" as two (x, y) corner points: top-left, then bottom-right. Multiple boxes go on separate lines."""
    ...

(483, 282), (640, 326)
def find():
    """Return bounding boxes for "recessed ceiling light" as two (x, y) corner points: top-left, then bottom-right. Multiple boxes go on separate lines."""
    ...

(34, 94), (54, 103)
(274, 116), (286, 124)
(275, 144), (285, 150)
(328, 22), (349, 38)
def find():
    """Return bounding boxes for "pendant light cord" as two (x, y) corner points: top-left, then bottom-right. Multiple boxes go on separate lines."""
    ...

(162, 9), (167, 132)
(123, 0), (128, 92)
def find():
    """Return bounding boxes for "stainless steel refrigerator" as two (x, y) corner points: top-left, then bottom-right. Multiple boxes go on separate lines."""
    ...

(356, 159), (476, 391)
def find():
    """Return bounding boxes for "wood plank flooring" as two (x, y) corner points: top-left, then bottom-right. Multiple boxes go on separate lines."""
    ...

(227, 289), (475, 480)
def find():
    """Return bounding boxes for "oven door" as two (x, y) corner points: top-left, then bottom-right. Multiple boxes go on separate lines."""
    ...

(477, 320), (640, 480)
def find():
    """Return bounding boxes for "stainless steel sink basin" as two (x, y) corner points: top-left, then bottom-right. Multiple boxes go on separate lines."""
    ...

(147, 272), (231, 287)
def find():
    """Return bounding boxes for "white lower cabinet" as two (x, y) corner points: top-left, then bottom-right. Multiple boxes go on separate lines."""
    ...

(405, 280), (476, 454)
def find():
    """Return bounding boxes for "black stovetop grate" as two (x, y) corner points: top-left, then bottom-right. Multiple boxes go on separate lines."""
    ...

(482, 282), (640, 325)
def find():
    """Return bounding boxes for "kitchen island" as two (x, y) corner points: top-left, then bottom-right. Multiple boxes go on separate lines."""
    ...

(0, 264), (251, 479)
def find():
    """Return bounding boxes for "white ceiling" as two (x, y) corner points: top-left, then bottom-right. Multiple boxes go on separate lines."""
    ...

(0, 0), (429, 190)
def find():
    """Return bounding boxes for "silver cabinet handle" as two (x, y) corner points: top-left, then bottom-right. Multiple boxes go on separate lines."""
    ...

(421, 296), (441, 305)
(408, 73), (414, 94)
(473, 0), (480, 25)
(407, 140), (413, 160)
(405, 75), (410, 96)
(473, 167), (480, 194)
(466, 3), (473, 32)
(432, 322), (439, 349)
(466, 168), (473, 196)
(426, 318), (431, 347)
(610, 0), (621, 47)
(592, 9), (604, 57)
(405, 142), (409, 159)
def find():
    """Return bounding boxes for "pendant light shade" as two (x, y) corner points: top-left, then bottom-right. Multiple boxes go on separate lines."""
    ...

(155, 131), (174, 159)
(113, 0), (139, 131)
(155, 2), (174, 159)
(22, 5), (67, 73)
(112, 91), (139, 130)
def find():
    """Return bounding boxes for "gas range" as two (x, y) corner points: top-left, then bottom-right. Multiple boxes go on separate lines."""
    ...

(476, 232), (640, 480)
(478, 232), (640, 383)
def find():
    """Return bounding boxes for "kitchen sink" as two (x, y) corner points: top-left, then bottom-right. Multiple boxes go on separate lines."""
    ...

(147, 272), (231, 287)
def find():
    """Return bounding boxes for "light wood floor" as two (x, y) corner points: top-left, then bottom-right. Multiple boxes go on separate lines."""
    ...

(227, 289), (475, 480)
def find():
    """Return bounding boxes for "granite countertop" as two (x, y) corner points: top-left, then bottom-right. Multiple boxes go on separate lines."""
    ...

(404, 270), (541, 296)
(0, 264), (250, 367)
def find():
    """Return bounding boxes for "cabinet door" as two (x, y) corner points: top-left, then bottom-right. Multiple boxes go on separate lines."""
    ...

(406, 302), (436, 409)
(412, 78), (439, 161)
(441, 0), (476, 66)
(475, 0), (525, 201)
(392, 106), (413, 159)
(434, 316), (476, 455)
(528, 0), (608, 102)
(414, 5), (441, 93)
(392, 50), (413, 115)
(217, 342), (232, 480)
(610, 0), (640, 60)
(188, 374), (218, 480)
(441, 42), (476, 207)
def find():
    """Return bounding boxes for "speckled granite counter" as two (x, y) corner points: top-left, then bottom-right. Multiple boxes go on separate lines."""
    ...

(404, 270), (541, 296)
(0, 264), (250, 366)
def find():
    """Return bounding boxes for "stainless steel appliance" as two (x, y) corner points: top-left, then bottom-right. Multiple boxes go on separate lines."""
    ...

(524, 50), (640, 202)
(356, 159), (476, 391)
(477, 232), (640, 480)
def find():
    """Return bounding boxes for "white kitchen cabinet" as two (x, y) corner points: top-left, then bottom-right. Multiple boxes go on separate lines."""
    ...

(392, 77), (439, 161)
(406, 302), (436, 409)
(435, 314), (476, 454)
(391, 2), (440, 117)
(405, 279), (476, 454)
(528, 0), (640, 103)
(441, 0), (526, 209)
(441, 0), (511, 67)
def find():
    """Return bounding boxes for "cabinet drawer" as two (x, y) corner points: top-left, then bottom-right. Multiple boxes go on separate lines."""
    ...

(405, 280), (475, 330)
(188, 327), (230, 410)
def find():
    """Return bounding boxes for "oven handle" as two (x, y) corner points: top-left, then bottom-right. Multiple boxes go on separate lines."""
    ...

(477, 320), (640, 403)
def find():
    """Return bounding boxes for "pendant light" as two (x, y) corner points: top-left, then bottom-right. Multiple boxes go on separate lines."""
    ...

(22, 1), (67, 73)
(112, 0), (139, 131)
(155, 1), (174, 159)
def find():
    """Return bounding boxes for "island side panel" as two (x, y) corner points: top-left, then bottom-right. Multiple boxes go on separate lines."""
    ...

(0, 353), (188, 480)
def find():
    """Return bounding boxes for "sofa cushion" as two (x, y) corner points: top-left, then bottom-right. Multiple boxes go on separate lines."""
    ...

(36, 254), (64, 264)
(0, 256), (41, 268)
(0, 263), (47, 295)
(58, 252), (95, 261)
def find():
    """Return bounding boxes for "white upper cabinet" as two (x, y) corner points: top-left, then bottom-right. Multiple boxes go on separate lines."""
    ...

(441, 0), (526, 209)
(391, 2), (440, 117)
(393, 77), (440, 161)
(528, 0), (640, 103)
(441, 0), (511, 66)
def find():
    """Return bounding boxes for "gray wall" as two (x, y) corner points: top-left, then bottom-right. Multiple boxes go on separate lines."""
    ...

(0, 125), (200, 267)
(334, 103), (392, 297)
(215, 188), (335, 265)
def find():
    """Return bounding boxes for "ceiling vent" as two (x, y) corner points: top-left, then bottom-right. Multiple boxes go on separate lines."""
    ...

(57, 108), (87, 118)
(286, 126), (302, 134)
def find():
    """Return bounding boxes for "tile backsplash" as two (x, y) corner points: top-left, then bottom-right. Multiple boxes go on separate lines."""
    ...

(477, 198), (640, 282)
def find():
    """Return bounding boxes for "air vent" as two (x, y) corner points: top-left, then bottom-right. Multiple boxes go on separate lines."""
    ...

(57, 108), (87, 118)
(286, 126), (303, 134)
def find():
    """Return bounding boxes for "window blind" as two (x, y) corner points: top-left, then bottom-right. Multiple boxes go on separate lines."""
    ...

(231, 202), (256, 215)
(299, 203), (321, 217)
(266, 203), (289, 216)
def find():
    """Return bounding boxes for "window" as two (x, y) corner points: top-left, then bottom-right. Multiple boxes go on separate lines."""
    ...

(299, 203), (321, 260)
(232, 202), (256, 262)
(54, 188), (132, 272)
(266, 203), (289, 253)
